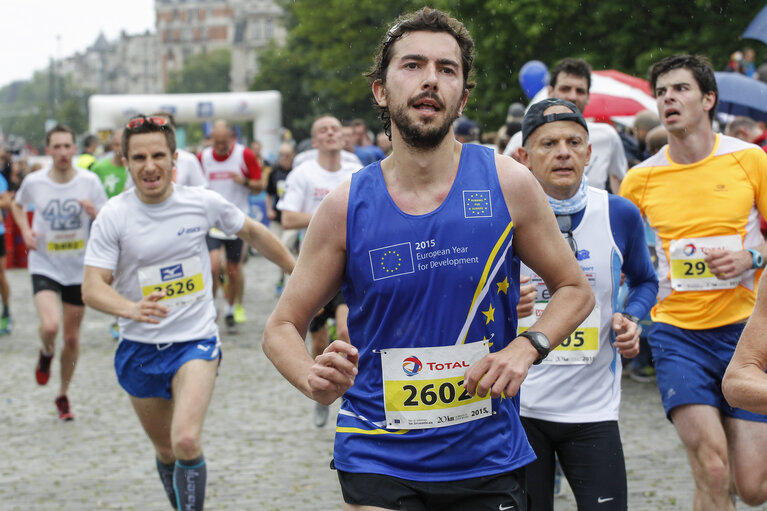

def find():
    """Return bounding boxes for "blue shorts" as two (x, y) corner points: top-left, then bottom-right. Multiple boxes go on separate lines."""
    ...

(650, 322), (767, 423)
(115, 337), (221, 399)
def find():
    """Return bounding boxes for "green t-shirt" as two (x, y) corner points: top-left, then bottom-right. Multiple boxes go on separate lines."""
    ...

(91, 158), (127, 198)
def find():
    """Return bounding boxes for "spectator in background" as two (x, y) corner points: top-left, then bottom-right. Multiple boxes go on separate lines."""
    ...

(91, 130), (127, 199)
(77, 134), (100, 170)
(645, 125), (668, 156)
(0, 146), (11, 183)
(375, 131), (392, 156)
(265, 142), (297, 295)
(725, 51), (745, 74)
(633, 110), (661, 160)
(726, 116), (767, 152)
(346, 119), (385, 165)
(743, 48), (756, 78)
(504, 58), (628, 193)
(454, 117), (480, 144)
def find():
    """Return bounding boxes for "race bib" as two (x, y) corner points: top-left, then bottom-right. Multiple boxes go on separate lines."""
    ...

(46, 227), (87, 256)
(380, 342), (491, 430)
(137, 256), (206, 308)
(518, 302), (600, 365)
(669, 235), (742, 291)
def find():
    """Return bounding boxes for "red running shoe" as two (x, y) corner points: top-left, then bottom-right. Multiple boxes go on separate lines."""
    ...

(55, 395), (74, 421)
(35, 351), (53, 385)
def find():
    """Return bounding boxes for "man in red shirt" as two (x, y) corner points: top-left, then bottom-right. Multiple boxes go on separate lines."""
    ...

(199, 120), (263, 332)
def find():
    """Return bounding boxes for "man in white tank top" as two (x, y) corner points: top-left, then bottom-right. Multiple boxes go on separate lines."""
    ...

(516, 99), (658, 510)
(199, 120), (263, 332)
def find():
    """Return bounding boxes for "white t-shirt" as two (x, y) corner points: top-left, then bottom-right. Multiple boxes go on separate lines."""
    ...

(503, 121), (627, 190)
(277, 159), (360, 215)
(175, 149), (207, 187)
(84, 185), (246, 343)
(15, 167), (108, 285)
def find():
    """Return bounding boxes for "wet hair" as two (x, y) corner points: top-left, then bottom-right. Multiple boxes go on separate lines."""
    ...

(649, 54), (718, 122)
(121, 115), (177, 157)
(365, 7), (475, 137)
(45, 124), (76, 147)
(550, 58), (592, 91)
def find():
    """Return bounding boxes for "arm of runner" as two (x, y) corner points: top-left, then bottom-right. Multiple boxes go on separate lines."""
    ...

(280, 210), (312, 230)
(236, 217), (295, 275)
(9, 201), (36, 250)
(263, 182), (358, 405)
(723, 275), (767, 414)
(464, 157), (594, 399)
(705, 243), (767, 280)
(79, 198), (99, 219)
(611, 313), (640, 358)
(82, 266), (169, 324)
(231, 148), (265, 193)
(611, 195), (658, 358)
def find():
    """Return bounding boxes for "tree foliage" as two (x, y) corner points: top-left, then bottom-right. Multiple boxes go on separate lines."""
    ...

(0, 71), (91, 152)
(166, 48), (232, 94)
(252, 0), (762, 139)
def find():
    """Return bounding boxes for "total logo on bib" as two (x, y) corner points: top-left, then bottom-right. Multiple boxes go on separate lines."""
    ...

(381, 342), (491, 430)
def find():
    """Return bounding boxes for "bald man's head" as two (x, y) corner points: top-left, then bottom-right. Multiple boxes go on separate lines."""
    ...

(212, 120), (232, 156)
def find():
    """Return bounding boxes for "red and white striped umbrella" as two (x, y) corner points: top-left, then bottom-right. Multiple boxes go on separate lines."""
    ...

(531, 69), (656, 125)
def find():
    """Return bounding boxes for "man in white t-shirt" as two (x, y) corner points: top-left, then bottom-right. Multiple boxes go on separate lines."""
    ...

(11, 123), (108, 421)
(199, 120), (263, 333)
(277, 114), (361, 427)
(82, 115), (294, 511)
(504, 58), (628, 193)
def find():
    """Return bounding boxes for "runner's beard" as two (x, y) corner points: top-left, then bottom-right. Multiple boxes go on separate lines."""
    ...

(388, 92), (462, 149)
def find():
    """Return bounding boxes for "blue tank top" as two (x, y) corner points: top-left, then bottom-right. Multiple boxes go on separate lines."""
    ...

(335, 144), (535, 481)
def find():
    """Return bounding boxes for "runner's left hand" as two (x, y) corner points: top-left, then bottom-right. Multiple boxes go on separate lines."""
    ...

(612, 313), (640, 358)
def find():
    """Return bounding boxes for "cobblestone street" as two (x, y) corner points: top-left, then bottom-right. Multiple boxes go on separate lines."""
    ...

(1, 257), (765, 510)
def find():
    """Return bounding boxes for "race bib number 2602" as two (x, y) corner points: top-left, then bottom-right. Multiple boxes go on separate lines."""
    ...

(380, 342), (491, 430)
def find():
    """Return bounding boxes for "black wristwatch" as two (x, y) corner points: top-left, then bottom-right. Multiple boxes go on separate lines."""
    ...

(244, 177), (251, 188)
(518, 331), (551, 365)
(621, 312), (640, 324)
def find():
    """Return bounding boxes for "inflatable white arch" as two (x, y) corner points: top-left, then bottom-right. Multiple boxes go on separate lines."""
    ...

(88, 91), (282, 157)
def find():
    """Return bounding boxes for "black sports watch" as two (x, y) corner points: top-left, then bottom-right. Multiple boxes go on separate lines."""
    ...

(518, 331), (551, 365)
(748, 248), (765, 269)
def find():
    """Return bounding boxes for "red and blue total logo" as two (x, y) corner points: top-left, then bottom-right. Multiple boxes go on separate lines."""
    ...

(402, 356), (422, 377)
(683, 243), (696, 256)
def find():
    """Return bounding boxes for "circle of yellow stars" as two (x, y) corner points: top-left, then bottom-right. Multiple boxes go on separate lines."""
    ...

(380, 249), (402, 274)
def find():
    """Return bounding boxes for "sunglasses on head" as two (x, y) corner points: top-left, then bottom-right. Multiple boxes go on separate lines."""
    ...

(126, 116), (169, 130)
(556, 214), (578, 255)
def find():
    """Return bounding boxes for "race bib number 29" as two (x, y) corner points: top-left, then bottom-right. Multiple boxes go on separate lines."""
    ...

(381, 342), (491, 430)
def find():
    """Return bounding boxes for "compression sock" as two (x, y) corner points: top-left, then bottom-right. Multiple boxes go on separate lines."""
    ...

(173, 455), (206, 511)
(156, 458), (177, 509)
(2, 304), (9, 317)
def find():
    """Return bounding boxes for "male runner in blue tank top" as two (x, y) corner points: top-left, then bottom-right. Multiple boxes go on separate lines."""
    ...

(263, 8), (594, 510)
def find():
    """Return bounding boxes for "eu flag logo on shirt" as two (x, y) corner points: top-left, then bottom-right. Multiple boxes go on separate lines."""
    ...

(463, 190), (492, 218)
(369, 243), (415, 281)
(160, 264), (184, 281)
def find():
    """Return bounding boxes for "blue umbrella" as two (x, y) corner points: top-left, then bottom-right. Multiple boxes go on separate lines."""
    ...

(742, 4), (767, 45)
(714, 72), (767, 123)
